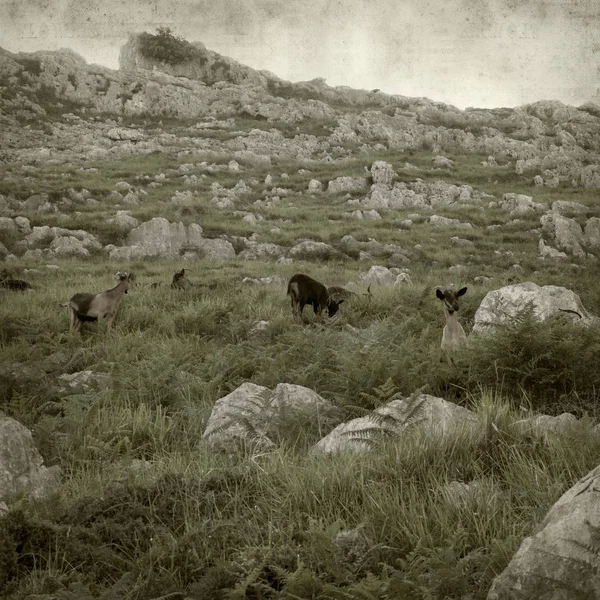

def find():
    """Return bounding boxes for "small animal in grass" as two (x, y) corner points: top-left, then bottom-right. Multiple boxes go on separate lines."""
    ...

(0, 270), (32, 291)
(171, 268), (192, 289)
(286, 273), (344, 319)
(436, 286), (467, 365)
(62, 271), (134, 333)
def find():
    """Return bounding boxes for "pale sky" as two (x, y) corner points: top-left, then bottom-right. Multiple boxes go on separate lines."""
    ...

(0, 0), (598, 109)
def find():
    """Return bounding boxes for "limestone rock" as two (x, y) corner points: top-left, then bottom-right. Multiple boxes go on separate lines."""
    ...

(473, 282), (596, 332)
(327, 176), (368, 194)
(540, 212), (584, 257)
(203, 382), (339, 446)
(487, 463), (600, 599)
(314, 394), (477, 454)
(370, 160), (395, 185)
(0, 415), (60, 502)
(288, 241), (342, 261)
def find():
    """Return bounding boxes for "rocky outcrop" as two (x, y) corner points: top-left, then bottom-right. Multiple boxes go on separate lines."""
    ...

(473, 282), (597, 332)
(0, 414), (60, 502)
(314, 394), (478, 454)
(203, 382), (340, 446)
(487, 463), (600, 600)
(107, 217), (233, 260)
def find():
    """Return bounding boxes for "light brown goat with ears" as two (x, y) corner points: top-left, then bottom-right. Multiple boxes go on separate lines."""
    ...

(436, 286), (468, 365)
(62, 272), (134, 333)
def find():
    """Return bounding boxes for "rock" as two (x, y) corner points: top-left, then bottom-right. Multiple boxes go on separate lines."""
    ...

(195, 238), (235, 260)
(583, 217), (600, 251)
(513, 412), (577, 440)
(0, 217), (17, 233)
(370, 160), (395, 185)
(288, 241), (342, 261)
(14, 216), (31, 234)
(122, 192), (140, 206)
(308, 179), (323, 193)
(107, 127), (144, 142)
(358, 265), (398, 286)
(238, 243), (286, 261)
(49, 235), (90, 257)
(110, 217), (204, 259)
(107, 211), (140, 230)
(540, 212), (585, 257)
(551, 200), (588, 215)
(539, 239), (568, 259)
(427, 215), (472, 228)
(432, 155), (454, 168)
(314, 394), (477, 454)
(327, 176), (368, 195)
(241, 276), (286, 286)
(487, 462), (600, 599)
(473, 282), (596, 332)
(394, 272), (414, 286)
(57, 370), (112, 394)
(501, 193), (547, 216)
(203, 382), (339, 446)
(0, 415), (61, 502)
(533, 175), (544, 186)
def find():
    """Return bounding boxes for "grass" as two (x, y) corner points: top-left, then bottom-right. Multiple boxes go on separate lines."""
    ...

(1, 107), (600, 599)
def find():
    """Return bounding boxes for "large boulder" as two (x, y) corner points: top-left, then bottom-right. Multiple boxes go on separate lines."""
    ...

(327, 176), (368, 195)
(314, 394), (477, 454)
(109, 217), (204, 259)
(203, 382), (340, 446)
(473, 282), (596, 332)
(487, 463), (600, 599)
(0, 415), (60, 502)
(288, 240), (342, 261)
(540, 212), (585, 257)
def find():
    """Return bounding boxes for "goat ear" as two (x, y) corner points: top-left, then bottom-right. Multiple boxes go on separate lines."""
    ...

(435, 288), (445, 301)
(457, 286), (467, 297)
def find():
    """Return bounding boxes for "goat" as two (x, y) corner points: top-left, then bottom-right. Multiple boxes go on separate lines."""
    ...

(287, 273), (344, 319)
(436, 286), (467, 364)
(0, 270), (32, 291)
(171, 268), (192, 289)
(63, 271), (133, 332)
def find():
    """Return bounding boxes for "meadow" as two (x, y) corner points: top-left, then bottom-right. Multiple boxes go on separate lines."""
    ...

(1, 112), (600, 599)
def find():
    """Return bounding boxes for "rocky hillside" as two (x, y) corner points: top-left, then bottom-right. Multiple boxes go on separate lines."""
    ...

(3, 32), (600, 178)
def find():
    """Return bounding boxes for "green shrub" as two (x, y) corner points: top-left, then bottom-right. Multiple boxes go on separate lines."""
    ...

(138, 27), (204, 66)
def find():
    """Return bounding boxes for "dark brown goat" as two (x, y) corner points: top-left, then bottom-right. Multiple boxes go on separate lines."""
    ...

(287, 273), (344, 319)
(171, 268), (192, 289)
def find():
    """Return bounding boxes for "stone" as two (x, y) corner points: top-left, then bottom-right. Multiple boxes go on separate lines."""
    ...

(49, 235), (90, 257)
(288, 241), (341, 261)
(107, 127), (144, 142)
(432, 155), (454, 168)
(358, 265), (397, 286)
(540, 212), (584, 257)
(203, 382), (339, 446)
(308, 179), (323, 193)
(327, 176), (368, 195)
(314, 394), (477, 454)
(487, 462), (600, 599)
(370, 160), (395, 185)
(473, 282), (596, 332)
(0, 415), (60, 502)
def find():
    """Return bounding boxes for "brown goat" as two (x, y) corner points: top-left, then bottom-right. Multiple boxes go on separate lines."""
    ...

(63, 272), (134, 332)
(171, 268), (192, 289)
(287, 273), (344, 319)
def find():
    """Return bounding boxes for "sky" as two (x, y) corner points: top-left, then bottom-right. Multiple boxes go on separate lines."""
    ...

(0, 0), (598, 110)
